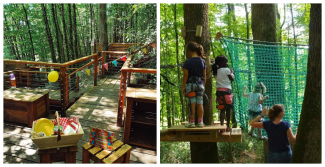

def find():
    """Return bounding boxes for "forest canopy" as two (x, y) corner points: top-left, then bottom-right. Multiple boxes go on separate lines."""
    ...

(3, 3), (156, 62)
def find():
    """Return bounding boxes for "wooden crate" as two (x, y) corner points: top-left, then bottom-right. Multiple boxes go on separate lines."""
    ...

(82, 138), (132, 163)
(38, 145), (78, 163)
(3, 88), (50, 127)
(124, 87), (156, 149)
(31, 120), (84, 150)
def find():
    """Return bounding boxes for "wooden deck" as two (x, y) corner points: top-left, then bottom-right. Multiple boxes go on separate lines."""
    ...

(3, 76), (157, 164)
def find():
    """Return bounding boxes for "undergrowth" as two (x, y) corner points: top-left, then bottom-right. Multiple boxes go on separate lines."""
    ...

(160, 131), (265, 163)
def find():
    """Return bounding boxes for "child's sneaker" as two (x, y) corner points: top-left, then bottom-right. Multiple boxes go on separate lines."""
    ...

(185, 122), (195, 128)
(197, 122), (205, 128)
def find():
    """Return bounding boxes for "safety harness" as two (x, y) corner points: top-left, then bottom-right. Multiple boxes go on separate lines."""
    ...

(186, 76), (204, 97)
(216, 89), (233, 110)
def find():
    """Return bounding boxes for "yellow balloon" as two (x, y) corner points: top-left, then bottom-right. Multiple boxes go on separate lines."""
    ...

(48, 71), (59, 82)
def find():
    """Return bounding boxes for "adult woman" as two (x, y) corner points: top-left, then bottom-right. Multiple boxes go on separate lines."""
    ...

(182, 41), (207, 128)
(250, 104), (298, 163)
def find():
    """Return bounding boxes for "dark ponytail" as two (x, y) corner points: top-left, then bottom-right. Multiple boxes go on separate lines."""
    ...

(268, 104), (284, 121)
(187, 41), (206, 59)
(212, 55), (228, 76)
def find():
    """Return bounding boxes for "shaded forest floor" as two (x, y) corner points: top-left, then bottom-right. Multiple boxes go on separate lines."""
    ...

(160, 130), (265, 163)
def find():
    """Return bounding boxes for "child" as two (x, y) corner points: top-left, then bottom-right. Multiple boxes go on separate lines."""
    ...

(243, 82), (269, 140)
(212, 55), (234, 132)
(182, 41), (207, 128)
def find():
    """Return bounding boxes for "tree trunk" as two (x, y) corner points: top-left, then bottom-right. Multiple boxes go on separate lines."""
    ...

(99, 4), (109, 52)
(68, 4), (74, 62)
(290, 4), (297, 44)
(227, 4), (237, 37)
(60, 4), (70, 61)
(73, 4), (79, 60)
(22, 4), (35, 61)
(42, 4), (56, 63)
(292, 4), (321, 163)
(171, 87), (175, 126)
(51, 4), (62, 63)
(184, 4), (218, 163)
(252, 4), (282, 162)
(90, 4), (93, 42)
(173, 4), (185, 122)
(244, 3), (250, 40)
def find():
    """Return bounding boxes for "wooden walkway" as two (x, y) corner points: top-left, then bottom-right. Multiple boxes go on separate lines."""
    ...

(3, 75), (157, 164)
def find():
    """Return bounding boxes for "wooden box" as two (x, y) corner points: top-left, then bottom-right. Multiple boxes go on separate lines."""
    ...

(3, 88), (50, 127)
(31, 120), (84, 150)
(124, 87), (156, 149)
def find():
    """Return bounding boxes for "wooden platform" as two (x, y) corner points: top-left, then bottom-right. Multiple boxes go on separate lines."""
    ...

(160, 125), (242, 143)
(3, 74), (156, 164)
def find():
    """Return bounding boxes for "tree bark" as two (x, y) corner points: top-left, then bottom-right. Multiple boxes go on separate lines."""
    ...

(42, 4), (56, 63)
(68, 4), (75, 62)
(99, 4), (109, 52)
(60, 4), (70, 61)
(51, 4), (62, 63)
(22, 4), (35, 61)
(252, 4), (284, 162)
(292, 4), (321, 163)
(184, 4), (218, 163)
(227, 4), (237, 37)
(73, 4), (79, 60)
(290, 4), (297, 44)
(173, 4), (185, 122)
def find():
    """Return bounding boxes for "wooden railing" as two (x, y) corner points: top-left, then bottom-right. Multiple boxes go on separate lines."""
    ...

(3, 53), (101, 116)
(116, 54), (157, 127)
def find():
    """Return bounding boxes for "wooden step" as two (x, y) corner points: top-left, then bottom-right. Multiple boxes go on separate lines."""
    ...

(160, 128), (242, 143)
(168, 124), (226, 132)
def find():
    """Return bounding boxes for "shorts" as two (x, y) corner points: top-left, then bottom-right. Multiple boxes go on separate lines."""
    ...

(267, 149), (292, 163)
(216, 88), (233, 109)
(248, 110), (263, 122)
(185, 83), (204, 104)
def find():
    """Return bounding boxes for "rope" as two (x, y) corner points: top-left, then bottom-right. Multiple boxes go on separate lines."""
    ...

(219, 35), (307, 136)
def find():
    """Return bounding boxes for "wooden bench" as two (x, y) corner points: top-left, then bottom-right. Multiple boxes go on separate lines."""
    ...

(82, 138), (132, 163)
(37, 145), (78, 163)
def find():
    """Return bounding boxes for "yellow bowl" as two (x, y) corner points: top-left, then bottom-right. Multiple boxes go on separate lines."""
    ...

(35, 118), (54, 137)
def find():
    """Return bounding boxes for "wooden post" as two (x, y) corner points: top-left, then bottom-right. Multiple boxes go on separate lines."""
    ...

(60, 67), (67, 117)
(117, 71), (127, 127)
(126, 72), (131, 85)
(123, 97), (133, 144)
(26, 72), (30, 87)
(94, 53), (99, 86)
(93, 44), (97, 54)
(101, 52), (106, 79)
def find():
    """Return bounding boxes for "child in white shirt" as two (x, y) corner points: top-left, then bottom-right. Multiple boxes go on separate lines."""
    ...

(212, 55), (234, 132)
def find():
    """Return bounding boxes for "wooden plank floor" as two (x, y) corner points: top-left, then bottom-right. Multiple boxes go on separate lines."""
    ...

(3, 75), (157, 164)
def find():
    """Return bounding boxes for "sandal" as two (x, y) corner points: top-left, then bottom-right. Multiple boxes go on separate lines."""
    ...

(226, 127), (231, 132)
(259, 136), (268, 140)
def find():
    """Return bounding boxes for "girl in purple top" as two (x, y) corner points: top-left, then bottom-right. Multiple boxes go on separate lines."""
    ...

(182, 41), (207, 128)
(250, 104), (298, 163)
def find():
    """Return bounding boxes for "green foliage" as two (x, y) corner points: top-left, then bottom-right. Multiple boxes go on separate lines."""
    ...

(160, 132), (265, 163)
(3, 3), (156, 62)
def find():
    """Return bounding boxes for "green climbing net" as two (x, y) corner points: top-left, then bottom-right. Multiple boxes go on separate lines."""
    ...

(220, 36), (308, 135)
